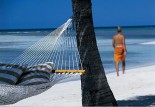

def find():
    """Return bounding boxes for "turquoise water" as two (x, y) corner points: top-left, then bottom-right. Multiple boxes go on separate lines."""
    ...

(0, 27), (155, 73)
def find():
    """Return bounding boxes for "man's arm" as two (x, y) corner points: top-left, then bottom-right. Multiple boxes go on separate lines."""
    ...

(123, 36), (127, 54)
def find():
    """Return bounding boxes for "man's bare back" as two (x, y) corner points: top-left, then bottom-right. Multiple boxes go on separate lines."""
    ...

(113, 34), (125, 47)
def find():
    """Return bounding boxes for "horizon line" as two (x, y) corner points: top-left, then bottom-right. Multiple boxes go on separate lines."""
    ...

(0, 25), (155, 31)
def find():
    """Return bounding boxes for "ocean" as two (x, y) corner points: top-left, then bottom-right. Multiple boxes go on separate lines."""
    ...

(0, 27), (155, 73)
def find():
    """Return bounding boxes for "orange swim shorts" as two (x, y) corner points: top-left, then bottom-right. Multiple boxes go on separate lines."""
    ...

(114, 47), (125, 62)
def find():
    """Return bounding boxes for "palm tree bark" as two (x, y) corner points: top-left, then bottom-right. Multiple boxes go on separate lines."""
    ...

(71, 0), (118, 106)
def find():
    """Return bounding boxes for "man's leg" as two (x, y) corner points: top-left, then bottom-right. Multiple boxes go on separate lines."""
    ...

(122, 60), (126, 74)
(115, 62), (119, 76)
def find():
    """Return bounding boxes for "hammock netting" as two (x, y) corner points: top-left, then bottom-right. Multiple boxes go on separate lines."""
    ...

(0, 19), (84, 105)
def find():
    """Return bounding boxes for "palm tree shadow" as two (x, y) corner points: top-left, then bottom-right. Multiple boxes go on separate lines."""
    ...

(117, 95), (155, 106)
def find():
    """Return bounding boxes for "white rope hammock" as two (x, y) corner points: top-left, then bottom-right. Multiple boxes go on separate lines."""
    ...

(0, 19), (85, 105)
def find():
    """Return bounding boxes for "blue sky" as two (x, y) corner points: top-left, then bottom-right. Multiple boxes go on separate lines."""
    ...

(0, 0), (155, 29)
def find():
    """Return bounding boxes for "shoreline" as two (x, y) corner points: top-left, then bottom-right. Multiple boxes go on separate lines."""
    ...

(9, 64), (155, 106)
(106, 62), (155, 74)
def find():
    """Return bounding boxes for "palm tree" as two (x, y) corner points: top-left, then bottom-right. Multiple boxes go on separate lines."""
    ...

(71, 0), (118, 106)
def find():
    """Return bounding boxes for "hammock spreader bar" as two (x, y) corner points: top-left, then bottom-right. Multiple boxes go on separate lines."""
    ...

(52, 70), (85, 73)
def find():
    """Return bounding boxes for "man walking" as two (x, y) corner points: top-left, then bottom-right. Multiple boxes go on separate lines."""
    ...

(112, 26), (127, 76)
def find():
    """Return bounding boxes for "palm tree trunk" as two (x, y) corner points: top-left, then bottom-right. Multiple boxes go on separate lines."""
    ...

(71, 0), (118, 106)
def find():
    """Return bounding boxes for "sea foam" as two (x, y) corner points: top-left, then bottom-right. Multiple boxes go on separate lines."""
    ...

(140, 41), (155, 45)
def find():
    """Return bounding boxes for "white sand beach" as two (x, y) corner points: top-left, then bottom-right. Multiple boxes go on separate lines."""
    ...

(8, 65), (155, 106)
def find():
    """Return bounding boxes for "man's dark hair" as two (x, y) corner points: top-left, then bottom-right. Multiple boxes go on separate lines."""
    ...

(117, 26), (122, 33)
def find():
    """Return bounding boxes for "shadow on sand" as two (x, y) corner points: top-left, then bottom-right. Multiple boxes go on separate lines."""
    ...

(117, 95), (155, 106)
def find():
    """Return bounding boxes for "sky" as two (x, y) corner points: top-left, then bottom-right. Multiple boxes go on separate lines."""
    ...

(0, 0), (155, 29)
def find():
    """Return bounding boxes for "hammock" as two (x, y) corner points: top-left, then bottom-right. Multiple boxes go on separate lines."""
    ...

(0, 19), (85, 105)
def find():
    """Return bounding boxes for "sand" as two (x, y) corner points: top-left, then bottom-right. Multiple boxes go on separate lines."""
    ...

(8, 65), (155, 106)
